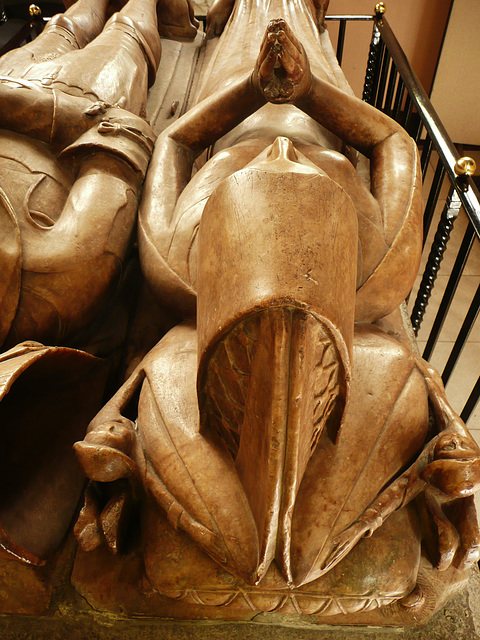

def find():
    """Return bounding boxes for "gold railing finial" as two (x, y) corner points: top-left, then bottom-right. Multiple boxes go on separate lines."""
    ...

(29, 4), (42, 17)
(454, 156), (476, 177)
(375, 3), (386, 15)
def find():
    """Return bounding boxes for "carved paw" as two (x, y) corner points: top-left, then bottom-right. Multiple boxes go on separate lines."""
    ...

(424, 488), (480, 571)
(74, 485), (103, 552)
(74, 418), (137, 482)
(74, 481), (137, 554)
(422, 432), (480, 497)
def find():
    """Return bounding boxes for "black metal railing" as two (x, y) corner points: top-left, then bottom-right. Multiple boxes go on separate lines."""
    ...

(324, 14), (372, 66)
(326, 10), (480, 423)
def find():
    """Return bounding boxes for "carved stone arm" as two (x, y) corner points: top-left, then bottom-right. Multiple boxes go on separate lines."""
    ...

(138, 74), (265, 311)
(142, 71), (265, 221)
(295, 73), (422, 246)
(299, 80), (422, 320)
(166, 74), (266, 156)
(320, 355), (480, 573)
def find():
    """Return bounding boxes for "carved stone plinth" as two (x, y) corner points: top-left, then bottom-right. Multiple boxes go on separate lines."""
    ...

(70, 503), (469, 627)
(2, 569), (480, 640)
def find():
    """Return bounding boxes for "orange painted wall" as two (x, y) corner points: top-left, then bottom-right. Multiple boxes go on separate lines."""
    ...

(325, 0), (452, 98)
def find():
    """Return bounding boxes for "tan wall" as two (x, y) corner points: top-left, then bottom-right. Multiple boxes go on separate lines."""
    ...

(325, 0), (452, 98)
(430, 0), (480, 145)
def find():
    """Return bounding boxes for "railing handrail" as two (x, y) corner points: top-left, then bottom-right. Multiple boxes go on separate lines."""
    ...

(374, 15), (480, 241)
(322, 12), (480, 244)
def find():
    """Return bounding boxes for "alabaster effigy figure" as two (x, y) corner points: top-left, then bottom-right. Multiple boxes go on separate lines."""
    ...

(21, 0), (480, 625)
(73, 0), (480, 625)
(0, 0), (198, 613)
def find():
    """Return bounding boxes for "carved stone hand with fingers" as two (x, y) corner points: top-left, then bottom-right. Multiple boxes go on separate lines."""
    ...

(253, 18), (311, 104)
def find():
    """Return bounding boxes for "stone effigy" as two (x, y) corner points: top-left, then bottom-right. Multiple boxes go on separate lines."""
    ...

(72, 0), (480, 627)
(0, 0), (478, 628)
(0, 0), (197, 613)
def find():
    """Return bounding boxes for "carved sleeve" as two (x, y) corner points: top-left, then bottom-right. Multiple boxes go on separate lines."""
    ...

(0, 79), (97, 150)
(296, 76), (423, 321)
(138, 74), (266, 314)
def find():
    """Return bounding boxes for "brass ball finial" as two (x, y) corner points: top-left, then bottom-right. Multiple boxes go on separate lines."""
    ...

(454, 156), (476, 177)
(29, 4), (42, 17)
(375, 2), (386, 15)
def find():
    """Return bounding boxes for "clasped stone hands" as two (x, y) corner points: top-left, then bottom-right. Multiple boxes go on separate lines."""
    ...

(253, 18), (312, 104)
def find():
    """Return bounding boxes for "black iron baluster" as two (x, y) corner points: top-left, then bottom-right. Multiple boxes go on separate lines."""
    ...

(442, 282), (480, 384)
(402, 94), (413, 129)
(410, 188), (461, 337)
(336, 18), (346, 65)
(375, 49), (390, 111)
(461, 375), (480, 423)
(423, 160), (446, 242)
(383, 60), (397, 115)
(376, 16), (480, 240)
(420, 136), (433, 179)
(362, 23), (382, 105)
(422, 220), (475, 360)
(414, 119), (423, 144)
(392, 77), (405, 122)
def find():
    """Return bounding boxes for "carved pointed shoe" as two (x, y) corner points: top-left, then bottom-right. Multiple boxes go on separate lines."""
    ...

(196, 138), (359, 583)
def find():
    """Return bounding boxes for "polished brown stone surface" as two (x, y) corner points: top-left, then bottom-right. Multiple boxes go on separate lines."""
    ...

(0, 0), (198, 611)
(0, 0), (479, 627)
(73, 0), (480, 622)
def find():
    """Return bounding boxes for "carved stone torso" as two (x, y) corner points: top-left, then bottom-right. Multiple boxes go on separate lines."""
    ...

(162, 136), (386, 296)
